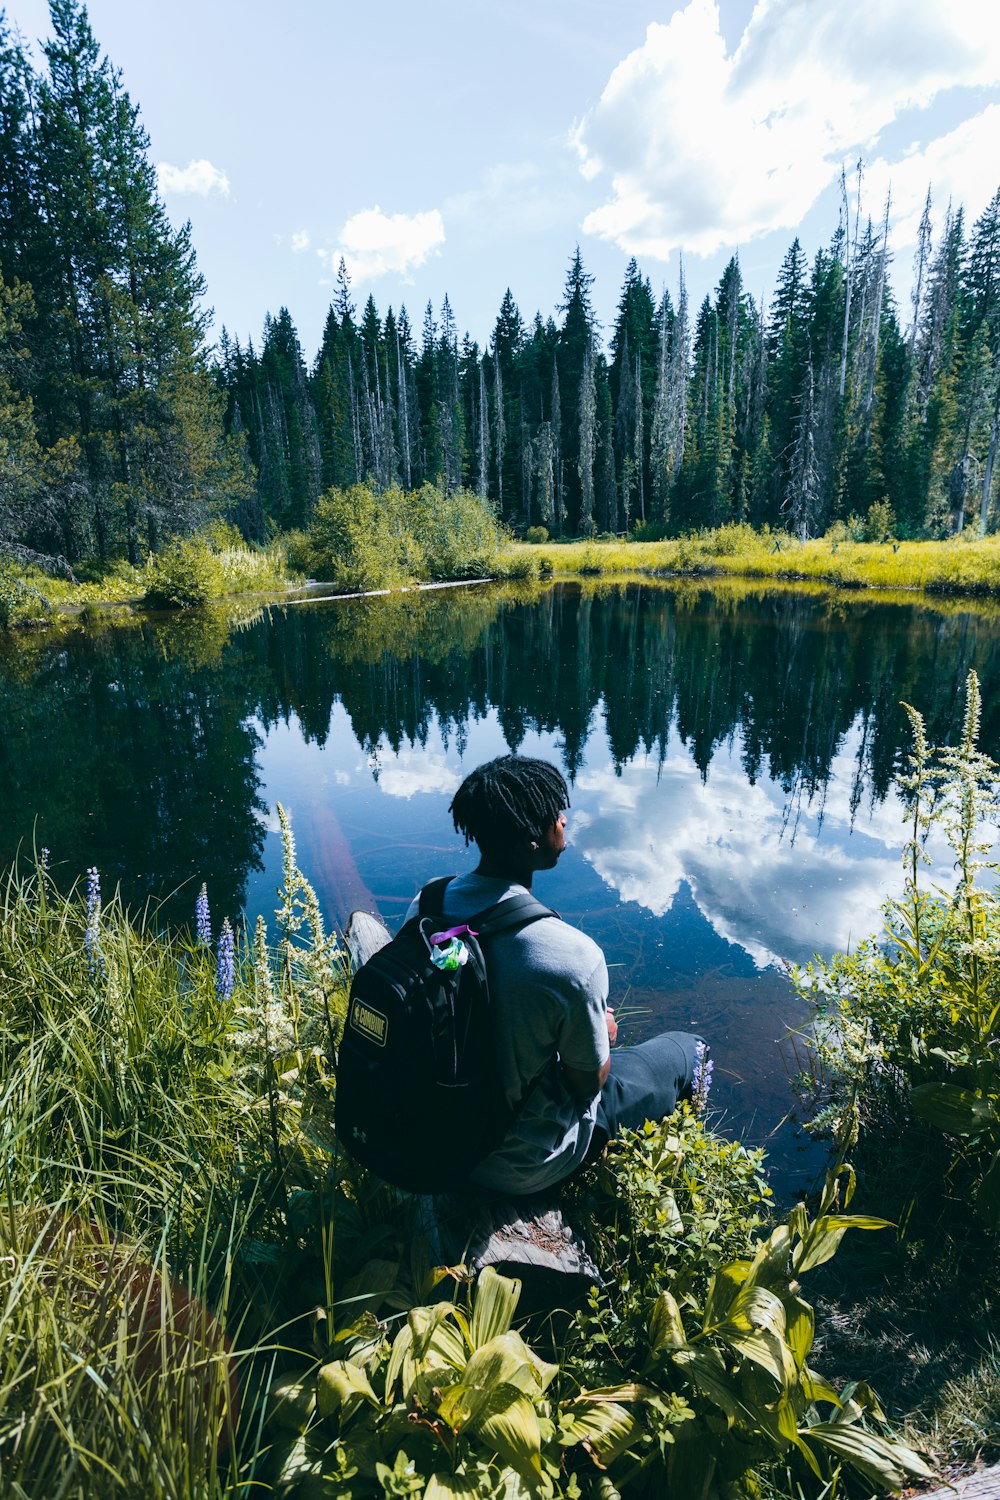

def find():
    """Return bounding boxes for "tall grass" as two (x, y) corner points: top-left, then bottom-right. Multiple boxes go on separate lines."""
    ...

(2, 523), (292, 626)
(0, 846), (347, 1496)
(512, 523), (1000, 596)
(142, 523), (290, 609)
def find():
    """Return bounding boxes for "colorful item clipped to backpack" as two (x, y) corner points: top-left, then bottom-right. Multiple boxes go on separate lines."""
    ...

(335, 878), (553, 1194)
(429, 923), (477, 971)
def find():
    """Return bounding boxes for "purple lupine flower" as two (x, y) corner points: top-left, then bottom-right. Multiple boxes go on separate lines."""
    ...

(84, 865), (105, 976)
(691, 1041), (714, 1112)
(195, 883), (212, 947)
(216, 918), (235, 1004)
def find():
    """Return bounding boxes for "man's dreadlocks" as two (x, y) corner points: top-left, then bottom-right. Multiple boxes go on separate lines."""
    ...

(449, 754), (569, 851)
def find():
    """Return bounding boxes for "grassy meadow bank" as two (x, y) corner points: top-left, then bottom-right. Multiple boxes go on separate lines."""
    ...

(8, 485), (1000, 632)
(516, 523), (1000, 596)
(1, 520), (289, 627)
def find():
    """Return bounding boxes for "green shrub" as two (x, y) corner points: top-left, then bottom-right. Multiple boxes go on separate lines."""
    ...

(142, 528), (290, 609)
(799, 669), (1000, 1226)
(283, 527), (312, 574)
(524, 524), (549, 544)
(142, 536), (216, 607)
(0, 564), (50, 627)
(694, 520), (765, 556)
(302, 483), (507, 592)
(632, 519), (670, 541)
(265, 1119), (930, 1499)
(407, 485), (506, 580)
(303, 483), (411, 591)
(840, 502), (897, 545)
(558, 1120), (928, 1498)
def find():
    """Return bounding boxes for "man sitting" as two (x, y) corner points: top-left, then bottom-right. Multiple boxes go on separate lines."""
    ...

(410, 753), (705, 1196)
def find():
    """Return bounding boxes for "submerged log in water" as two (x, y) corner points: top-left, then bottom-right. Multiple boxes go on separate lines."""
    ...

(345, 908), (392, 968)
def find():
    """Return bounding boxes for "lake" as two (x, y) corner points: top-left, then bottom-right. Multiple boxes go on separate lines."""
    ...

(4, 578), (1000, 1184)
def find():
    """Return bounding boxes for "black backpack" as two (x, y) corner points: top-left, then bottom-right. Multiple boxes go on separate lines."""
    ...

(335, 876), (554, 1193)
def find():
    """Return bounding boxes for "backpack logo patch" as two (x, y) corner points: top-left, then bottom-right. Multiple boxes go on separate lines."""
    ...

(350, 998), (388, 1047)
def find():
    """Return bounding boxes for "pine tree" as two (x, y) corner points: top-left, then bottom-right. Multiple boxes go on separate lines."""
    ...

(550, 357), (563, 527)
(416, 300), (440, 484)
(909, 188), (933, 351)
(596, 360), (616, 533)
(557, 247), (597, 531)
(963, 189), (1000, 530)
(256, 308), (321, 528)
(766, 238), (811, 524)
(610, 258), (657, 514)
(0, 269), (43, 557)
(649, 287), (675, 522)
(437, 293), (464, 491)
(475, 358), (489, 496)
(908, 205), (965, 529)
(577, 338), (597, 533)
(489, 289), (524, 518)
(313, 302), (358, 490)
(785, 354), (821, 537)
(0, 0), (230, 562)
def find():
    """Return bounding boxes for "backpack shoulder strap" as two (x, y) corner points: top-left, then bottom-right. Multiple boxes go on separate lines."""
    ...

(474, 891), (557, 938)
(417, 875), (454, 919)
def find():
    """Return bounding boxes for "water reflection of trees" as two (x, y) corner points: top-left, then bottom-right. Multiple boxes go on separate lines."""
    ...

(0, 614), (267, 921)
(266, 583), (1000, 811)
(3, 582), (1000, 920)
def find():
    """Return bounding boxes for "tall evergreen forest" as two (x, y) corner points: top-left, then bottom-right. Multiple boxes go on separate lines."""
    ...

(4, 0), (1000, 571)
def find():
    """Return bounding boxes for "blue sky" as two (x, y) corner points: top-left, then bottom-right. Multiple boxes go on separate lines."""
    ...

(7, 0), (1000, 357)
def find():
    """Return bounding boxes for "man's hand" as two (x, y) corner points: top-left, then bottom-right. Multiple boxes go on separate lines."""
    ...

(606, 1007), (618, 1045)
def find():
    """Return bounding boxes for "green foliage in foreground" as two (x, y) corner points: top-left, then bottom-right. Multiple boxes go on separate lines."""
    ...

(294, 483), (537, 593)
(270, 1132), (928, 1500)
(0, 824), (930, 1497)
(516, 522), (1000, 596)
(800, 670), (1000, 1228)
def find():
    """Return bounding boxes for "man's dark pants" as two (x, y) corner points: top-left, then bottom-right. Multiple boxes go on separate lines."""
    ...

(585, 1030), (706, 1162)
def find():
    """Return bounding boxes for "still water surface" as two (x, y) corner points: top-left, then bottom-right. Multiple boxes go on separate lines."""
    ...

(4, 579), (1000, 1180)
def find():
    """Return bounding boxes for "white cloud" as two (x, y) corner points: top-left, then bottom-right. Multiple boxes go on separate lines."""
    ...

(156, 158), (230, 198)
(332, 206), (445, 282)
(368, 743), (461, 801)
(291, 229), (311, 253)
(574, 0), (1000, 260)
(569, 720), (968, 969)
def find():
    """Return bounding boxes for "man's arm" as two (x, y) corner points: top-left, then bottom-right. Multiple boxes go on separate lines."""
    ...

(562, 1055), (611, 1101)
(557, 950), (613, 1102)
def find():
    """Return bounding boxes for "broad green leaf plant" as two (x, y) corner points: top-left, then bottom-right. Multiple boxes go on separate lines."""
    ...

(264, 1117), (932, 1499)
